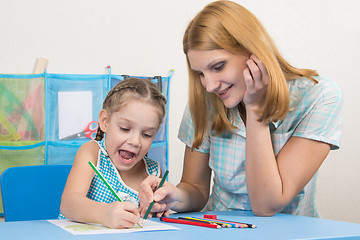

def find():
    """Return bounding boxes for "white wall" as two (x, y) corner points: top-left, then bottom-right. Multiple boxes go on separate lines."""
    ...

(1, 0), (359, 223)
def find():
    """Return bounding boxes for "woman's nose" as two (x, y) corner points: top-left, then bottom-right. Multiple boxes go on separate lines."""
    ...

(202, 74), (220, 93)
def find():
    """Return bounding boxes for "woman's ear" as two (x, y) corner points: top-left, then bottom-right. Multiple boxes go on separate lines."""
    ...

(98, 109), (108, 133)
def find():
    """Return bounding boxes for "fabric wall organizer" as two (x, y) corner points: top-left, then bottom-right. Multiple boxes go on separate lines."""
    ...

(0, 68), (173, 214)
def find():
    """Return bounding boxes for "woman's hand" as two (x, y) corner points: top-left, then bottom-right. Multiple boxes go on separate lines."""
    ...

(138, 175), (181, 218)
(102, 201), (140, 229)
(243, 55), (269, 112)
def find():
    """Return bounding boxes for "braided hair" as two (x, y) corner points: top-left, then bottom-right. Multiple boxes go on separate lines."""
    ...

(95, 77), (167, 141)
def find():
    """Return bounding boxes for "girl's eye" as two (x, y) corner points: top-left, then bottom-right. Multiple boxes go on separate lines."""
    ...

(120, 127), (130, 132)
(213, 62), (225, 71)
(143, 133), (153, 138)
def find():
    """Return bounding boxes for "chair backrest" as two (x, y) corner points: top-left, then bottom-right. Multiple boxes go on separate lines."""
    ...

(0, 165), (71, 222)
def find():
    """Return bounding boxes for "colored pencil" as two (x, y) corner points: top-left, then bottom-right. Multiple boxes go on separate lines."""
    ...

(207, 217), (257, 228)
(181, 217), (233, 228)
(88, 161), (143, 228)
(177, 217), (222, 226)
(88, 161), (123, 202)
(195, 216), (247, 228)
(205, 218), (256, 228)
(178, 217), (227, 228)
(160, 217), (221, 229)
(142, 170), (169, 223)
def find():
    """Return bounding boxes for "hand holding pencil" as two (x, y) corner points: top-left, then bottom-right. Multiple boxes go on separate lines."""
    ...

(88, 161), (142, 229)
(139, 170), (178, 219)
(102, 201), (142, 229)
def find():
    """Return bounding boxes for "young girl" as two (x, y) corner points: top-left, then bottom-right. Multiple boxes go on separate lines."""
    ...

(139, 0), (342, 218)
(60, 77), (167, 229)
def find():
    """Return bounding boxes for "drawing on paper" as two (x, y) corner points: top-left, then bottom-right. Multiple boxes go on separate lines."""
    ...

(48, 219), (179, 235)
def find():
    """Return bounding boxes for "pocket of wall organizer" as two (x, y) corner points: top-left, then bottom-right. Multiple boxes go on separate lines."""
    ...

(0, 141), (45, 214)
(147, 141), (167, 173)
(46, 74), (108, 141)
(46, 141), (83, 165)
(0, 76), (45, 141)
(0, 141), (45, 169)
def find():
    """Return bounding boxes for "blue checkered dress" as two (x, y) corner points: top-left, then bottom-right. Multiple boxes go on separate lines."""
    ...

(178, 76), (342, 217)
(59, 137), (160, 219)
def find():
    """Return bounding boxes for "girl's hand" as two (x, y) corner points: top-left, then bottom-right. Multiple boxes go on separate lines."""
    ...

(138, 175), (180, 218)
(243, 55), (269, 112)
(102, 201), (140, 229)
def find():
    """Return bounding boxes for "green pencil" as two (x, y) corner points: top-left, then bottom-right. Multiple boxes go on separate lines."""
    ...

(142, 170), (169, 223)
(88, 161), (143, 228)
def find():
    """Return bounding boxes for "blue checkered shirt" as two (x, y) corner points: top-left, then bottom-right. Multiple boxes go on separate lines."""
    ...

(178, 76), (342, 217)
(59, 137), (160, 219)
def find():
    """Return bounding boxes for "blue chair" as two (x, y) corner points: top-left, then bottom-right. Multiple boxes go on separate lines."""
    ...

(0, 165), (72, 222)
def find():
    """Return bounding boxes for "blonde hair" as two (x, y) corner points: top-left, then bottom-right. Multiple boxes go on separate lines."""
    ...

(95, 77), (167, 140)
(183, 0), (319, 150)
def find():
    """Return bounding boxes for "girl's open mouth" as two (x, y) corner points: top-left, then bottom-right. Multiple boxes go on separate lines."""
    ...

(118, 150), (135, 164)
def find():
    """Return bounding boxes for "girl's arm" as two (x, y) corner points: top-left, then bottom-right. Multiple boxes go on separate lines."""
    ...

(60, 141), (106, 222)
(243, 55), (331, 216)
(60, 141), (140, 228)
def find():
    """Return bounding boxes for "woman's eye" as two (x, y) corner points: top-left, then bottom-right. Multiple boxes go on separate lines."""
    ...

(120, 127), (129, 132)
(213, 62), (225, 71)
(196, 71), (204, 77)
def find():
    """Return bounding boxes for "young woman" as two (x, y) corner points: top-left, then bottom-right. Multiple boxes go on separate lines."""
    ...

(139, 0), (342, 218)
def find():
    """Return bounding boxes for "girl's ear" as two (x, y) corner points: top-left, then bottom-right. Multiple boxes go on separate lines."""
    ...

(98, 109), (109, 133)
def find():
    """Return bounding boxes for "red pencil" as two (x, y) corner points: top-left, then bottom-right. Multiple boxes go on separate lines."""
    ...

(160, 217), (221, 229)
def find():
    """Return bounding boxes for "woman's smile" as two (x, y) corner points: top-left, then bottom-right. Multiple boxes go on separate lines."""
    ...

(216, 85), (233, 99)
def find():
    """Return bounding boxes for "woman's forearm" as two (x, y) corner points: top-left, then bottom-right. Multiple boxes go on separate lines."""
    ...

(172, 181), (210, 213)
(171, 146), (211, 213)
(245, 108), (285, 216)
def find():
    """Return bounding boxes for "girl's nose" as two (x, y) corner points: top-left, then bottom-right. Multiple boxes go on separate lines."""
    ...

(127, 133), (141, 147)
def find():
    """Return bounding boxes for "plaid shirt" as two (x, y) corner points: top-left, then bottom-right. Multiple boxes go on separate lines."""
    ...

(178, 76), (342, 217)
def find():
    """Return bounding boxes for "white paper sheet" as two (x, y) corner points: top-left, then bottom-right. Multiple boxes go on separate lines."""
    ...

(48, 219), (179, 235)
(58, 91), (92, 139)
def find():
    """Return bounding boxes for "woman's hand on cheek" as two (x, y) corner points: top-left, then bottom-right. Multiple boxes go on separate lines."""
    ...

(243, 55), (269, 110)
